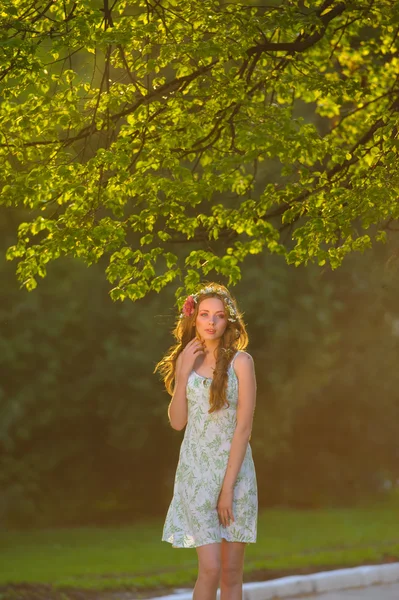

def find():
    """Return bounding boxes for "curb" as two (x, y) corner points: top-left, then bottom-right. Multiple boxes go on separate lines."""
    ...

(153, 562), (399, 599)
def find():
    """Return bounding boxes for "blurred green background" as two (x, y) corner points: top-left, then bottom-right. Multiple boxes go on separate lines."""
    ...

(1, 204), (399, 530)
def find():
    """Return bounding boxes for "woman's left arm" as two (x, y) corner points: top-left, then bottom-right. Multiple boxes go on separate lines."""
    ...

(218, 352), (256, 527)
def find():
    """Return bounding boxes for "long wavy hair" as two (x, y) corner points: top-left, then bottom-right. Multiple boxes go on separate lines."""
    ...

(154, 283), (248, 413)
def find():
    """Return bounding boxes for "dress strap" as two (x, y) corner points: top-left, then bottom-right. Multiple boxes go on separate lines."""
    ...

(230, 350), (241, 370)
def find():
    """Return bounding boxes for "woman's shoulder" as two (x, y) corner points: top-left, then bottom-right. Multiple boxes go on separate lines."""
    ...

(232, 350), (254, 372)
(234, 349), (253, 361)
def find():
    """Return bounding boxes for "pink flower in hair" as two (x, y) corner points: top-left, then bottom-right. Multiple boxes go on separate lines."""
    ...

(182, 295), (196, 317)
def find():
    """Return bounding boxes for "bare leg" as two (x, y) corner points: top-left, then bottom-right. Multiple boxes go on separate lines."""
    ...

(193, 542), (221, 600)
(220, 540), (246, 600)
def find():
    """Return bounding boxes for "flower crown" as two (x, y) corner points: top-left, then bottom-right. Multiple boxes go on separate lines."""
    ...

(180, 286), (237, 322)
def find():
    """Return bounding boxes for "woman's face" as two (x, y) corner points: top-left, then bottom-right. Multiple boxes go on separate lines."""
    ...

(195, 297), (228, 342)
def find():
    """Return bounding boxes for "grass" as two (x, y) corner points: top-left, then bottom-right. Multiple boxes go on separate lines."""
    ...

(1, 503), (399, 594)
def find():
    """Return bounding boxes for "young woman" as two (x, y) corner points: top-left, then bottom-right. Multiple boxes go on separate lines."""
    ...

(155, 283), (258, 600)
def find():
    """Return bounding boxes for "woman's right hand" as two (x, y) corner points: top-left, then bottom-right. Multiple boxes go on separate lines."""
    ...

(178, 337), (205, 378)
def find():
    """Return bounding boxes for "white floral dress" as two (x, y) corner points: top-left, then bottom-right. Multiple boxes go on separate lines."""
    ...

(162, 351), (258, 548)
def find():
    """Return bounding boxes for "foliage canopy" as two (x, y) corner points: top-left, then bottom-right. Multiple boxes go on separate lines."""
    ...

(1, 0), (399, 300)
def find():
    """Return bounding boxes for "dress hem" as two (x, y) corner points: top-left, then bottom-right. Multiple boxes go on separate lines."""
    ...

(162, 535), (257, 549)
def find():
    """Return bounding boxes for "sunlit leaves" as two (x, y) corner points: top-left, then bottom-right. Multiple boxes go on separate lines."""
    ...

(1, 0), (399, 300)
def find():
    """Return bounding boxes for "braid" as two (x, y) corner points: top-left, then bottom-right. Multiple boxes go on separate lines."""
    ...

(208, 322), (245, 413)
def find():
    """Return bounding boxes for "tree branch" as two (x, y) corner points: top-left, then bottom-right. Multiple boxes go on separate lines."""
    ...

(247, 2), (346, 57)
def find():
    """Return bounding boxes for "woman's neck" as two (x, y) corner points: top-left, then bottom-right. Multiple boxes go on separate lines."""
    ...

(203, 340), (220, 359)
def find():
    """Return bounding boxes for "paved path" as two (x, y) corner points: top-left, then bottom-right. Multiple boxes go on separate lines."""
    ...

(289, 582), (399, 600)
